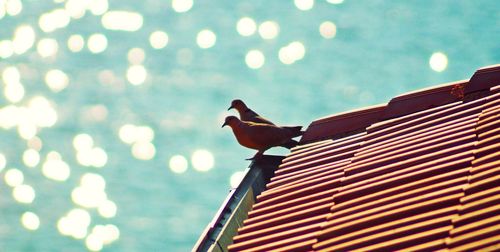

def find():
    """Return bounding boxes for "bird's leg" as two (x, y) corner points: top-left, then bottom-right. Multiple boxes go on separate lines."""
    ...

(246, 150), (264, 161)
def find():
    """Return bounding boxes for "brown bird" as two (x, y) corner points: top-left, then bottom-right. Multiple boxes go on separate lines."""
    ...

(222, 116), (303, 160)
(228, 99), (275, 125)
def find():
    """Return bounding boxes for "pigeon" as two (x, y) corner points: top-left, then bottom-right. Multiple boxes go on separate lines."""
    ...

(228, 99), (275, 125)
(222, 116), (303, 160)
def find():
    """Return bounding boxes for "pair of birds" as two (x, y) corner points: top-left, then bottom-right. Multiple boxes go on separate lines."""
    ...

(222, 99), (303, 160)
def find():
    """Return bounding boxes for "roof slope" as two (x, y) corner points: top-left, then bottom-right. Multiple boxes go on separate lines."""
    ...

(227, 64), (500, 252)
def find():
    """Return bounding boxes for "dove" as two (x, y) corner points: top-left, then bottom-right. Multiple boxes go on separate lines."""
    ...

(228, 99), (275, 125)
(222, 116), (303, 160)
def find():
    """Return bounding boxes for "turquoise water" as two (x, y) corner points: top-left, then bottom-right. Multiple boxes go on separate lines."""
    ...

(0, 0), (498, 251)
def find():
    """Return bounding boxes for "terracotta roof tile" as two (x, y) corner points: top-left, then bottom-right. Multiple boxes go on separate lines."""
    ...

(222, 65), (500, 252)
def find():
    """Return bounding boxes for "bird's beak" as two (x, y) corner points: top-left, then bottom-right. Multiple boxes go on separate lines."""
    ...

(227, 105), (234, 111)
(222, 122), (228, 128)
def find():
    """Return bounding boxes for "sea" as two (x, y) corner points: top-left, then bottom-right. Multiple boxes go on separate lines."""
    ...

(0, 0), (498, 251)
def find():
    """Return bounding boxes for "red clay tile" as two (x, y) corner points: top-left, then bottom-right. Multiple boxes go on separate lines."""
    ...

(222, 66), (500, 252)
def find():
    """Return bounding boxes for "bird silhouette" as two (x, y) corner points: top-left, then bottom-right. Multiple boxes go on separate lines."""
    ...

(222, 116), (303, 160)
(228, 99), (275, 125)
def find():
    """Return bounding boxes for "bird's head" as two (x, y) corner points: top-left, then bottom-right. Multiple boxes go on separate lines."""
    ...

(228, 99), (246, 111)
(222, 116), (239, 128)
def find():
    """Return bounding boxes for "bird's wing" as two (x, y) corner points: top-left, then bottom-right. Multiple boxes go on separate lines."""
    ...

(244, 122), (293, 147)
(243, 109), (275, 125)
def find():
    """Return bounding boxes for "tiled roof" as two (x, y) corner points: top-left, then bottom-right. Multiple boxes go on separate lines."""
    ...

(226, 64), (500, 252)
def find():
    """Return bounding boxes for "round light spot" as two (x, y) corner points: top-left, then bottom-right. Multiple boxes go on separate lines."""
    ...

(327, 0), (344, 4)
(230, 171), (246, 188)
(58, 208), (91, 239)
(4, 82), (24, 103)
(191, 149), (214, 172)
(12, 25), (35, 55)
(119, 124), (137, 144)
(279, 41), (306, 65)
(319, 21), (337, 39)
(237, 17), (257, 37)
(258, 21), (279, 40)
(73, 134), (94, 151)
(86, 233), (103, 251)
(42, 155), (70, 181)
(245, 50), (265, 69)
(172, 0), (193, 13)
(45, 69), (69, 92)
(6, 0), (23, 16)
(5, 168), (24, 187)
(13, 184), (36, 204)
(98, 200), (117, 218)
(126, 65), (147, 85)
(149, 31), (169, 49)
(89, 0), (108, 15)
(67, 34), (84, 52)
(2, 66), (20, 84)
(23, 149), (40, 167)
(81, 173), (106, 191)
(21, 212), (40, 231)
(131, 141), (156, 160)
(169, 155), (188, 174)
(87, 33), (107, 54)
(37, 38), (58, 57)
(127, 47), (145, 65)
(196, 29), (216, 49)
(0, 40), (14, 58)
(429, 52), (448, 72)
(91, 148), (108, 168)
(294, 0), (314, 11)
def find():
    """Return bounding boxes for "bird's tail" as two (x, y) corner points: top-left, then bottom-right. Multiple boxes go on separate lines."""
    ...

(283, 126), (303, 138)
(281, 139), (299, 149)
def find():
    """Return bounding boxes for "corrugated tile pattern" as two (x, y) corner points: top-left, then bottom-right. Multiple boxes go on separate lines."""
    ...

(228, 89), (499, 252)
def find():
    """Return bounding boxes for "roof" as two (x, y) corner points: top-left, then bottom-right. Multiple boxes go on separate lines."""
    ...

(195, 64), (500, 252)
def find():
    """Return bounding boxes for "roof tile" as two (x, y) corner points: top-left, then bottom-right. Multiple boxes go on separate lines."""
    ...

(224, 66), (500, 252)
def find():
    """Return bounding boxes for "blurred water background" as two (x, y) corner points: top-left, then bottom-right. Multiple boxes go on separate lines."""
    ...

(0, 0), (498, 251)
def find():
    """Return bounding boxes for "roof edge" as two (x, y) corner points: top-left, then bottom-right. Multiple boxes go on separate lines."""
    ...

(193, 155), (284, 252)
(300, 64), (500, 144)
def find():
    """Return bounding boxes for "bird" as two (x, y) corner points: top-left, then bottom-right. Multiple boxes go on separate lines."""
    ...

(222, 116), (303, 160)
(228, 99), (275, 125)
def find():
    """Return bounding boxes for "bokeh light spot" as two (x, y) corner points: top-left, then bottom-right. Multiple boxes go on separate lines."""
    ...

(319, 21), (337, 39)
(127, 48), (145, 65)
(67, 34), (85, 52)
(23, 149), (40, 167)
(294, 0), (314, 11)
(191, 149), (214, 172)
(101, 11), (143, 32)
(196, 29), (216, 49)
(131, 141), (156, 160)
(126, 65), (147, 85)
(237, 17), (257, 37)
(169, 155), (188, 174)
(21, 212), (40, 231)
(45, 69), (69, 92)
(245, 50), (265, 69)
(172, 0), (193, 13)
(5, 168), (24, 187)
(149, 31), (169, 49)
(230, 171), (246, 188)
(87, 33), (107, 53)
(13, 184), (36, 204)
(37, 38), (59, 58)
(13, 25), (35, 55)
(429, 52), (448, 72)
(258, 21), (279, 40)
